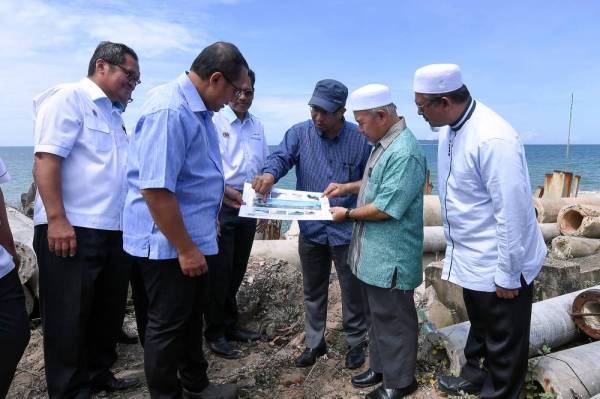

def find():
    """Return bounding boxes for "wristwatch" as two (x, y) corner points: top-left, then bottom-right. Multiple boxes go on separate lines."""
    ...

(345, 208), (354, 221)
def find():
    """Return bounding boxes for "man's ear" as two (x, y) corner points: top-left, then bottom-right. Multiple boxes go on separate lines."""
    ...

(208, 71), (224, 86)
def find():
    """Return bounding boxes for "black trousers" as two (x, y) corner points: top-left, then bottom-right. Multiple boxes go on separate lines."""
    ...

(363, 282), (417, 389)
(460, 277), (534, 399)
(204, 205), (256, 341)
(131, 257), (209, 399)
(0, 268), (30, 398)
(298, 235), (368, 349)
(34, 225), (132, 399)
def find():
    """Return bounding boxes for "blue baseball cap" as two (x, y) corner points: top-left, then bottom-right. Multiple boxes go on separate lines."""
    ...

(308, 79), (348, 113)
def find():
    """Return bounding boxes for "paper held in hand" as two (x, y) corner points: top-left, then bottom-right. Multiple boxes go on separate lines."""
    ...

(238, 182), (332, 221)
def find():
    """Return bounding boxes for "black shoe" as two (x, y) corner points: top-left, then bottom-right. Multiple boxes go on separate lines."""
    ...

(206, 337), (242, 359)
(225, 327), (262, 342)
(351, 368), (383, 388)
(183, 383), (238, 399)
(345, 343), (366, 369)
(118, 326), (139, 344)
(437, 375), (483, 396)
(294, 344), (327, 367)
(91, 375), (140, 393)
(365, 379), (418, 399)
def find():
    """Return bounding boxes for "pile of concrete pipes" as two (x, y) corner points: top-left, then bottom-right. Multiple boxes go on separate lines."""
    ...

(423, 286), (600, 399)
(6, 206), (38, 316)
(536, 196), (600, 260)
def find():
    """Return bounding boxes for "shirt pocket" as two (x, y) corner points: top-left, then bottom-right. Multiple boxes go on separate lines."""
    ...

(336, 161), (361, 183)
(83, 112), (112, 152)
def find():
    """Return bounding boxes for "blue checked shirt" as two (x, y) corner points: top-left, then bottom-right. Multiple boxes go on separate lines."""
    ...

(263, 120), (371, 246)
(123, 73), (224, 259)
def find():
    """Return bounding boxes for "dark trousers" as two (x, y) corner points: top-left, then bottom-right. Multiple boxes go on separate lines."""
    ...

(130, 257), (209, 399)
(363, 282), (417, 389)
(460, 277), (534, 399)
(0, 268), (30, 398)
(34, 225), (132, 399)
(298, 235), (367, 349)
(204, 205), (256, 341)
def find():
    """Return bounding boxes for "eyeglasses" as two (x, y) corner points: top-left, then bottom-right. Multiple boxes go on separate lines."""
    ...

(222, 74), (244, 98)
(416, 100), (434, 113)
(113, 63), (141, 85)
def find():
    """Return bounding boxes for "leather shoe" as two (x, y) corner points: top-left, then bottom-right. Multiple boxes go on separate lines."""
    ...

(183, 383), (238, 399)
(91, 375), (140, 393)
(345, 343), (366, 369)
(351, 368), (382, 388)
(294, 343), (327, 367)
(365, 379), (418, 399)
(206, 337), (242, 359)
(225, 327), (262, 342)
(437, 375), (482, 396)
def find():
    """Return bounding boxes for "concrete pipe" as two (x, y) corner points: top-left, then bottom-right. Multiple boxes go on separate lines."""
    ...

(533, 196), (600, 224)
(423, 195), (442, 226)
(571, 289), (600, 340)
(6, 207), (37, 290)
(558, 204), (600, 238)
(423, 286), (599, 375)
(552, 236), (600, 259)
(532, 340), (600, 399)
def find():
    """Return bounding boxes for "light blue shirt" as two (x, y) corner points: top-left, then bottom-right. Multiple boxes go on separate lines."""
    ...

(212, 106), (269, 190)
(0, 157), (15, 279)
(437, 100), (547, 292)
(123, 73), (224, 260)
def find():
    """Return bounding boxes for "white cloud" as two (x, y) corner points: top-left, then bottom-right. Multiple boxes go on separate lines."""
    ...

(252, 96), (311, 144)
(0, 1), (206, 59)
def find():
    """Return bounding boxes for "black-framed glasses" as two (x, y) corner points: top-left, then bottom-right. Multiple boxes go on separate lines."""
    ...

(222, 74), (244, 98)
(113, 63), (141, 85)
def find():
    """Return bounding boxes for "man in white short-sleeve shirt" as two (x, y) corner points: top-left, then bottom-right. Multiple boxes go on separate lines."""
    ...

(204, 69), (268, 358)
(0, 157), (31, 398)
(32, 41), (140, 397)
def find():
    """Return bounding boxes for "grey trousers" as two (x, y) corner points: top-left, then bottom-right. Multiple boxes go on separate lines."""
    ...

(364, 281), (417, 389)
(298, 235), (367, 349)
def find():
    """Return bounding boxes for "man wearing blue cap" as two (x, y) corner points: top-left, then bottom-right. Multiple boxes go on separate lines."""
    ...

(253, 79), (371, 369)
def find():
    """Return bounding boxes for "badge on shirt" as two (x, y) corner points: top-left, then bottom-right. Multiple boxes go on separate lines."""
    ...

(222, 131), (230, 138)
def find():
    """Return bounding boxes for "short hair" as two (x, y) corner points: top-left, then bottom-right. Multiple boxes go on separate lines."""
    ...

(248, 69), (256, 87)
(87, 41), (138, 77)
(367, 103), (398, 117)
(190, 41), (249, 82)
(423, 85), (471, 105)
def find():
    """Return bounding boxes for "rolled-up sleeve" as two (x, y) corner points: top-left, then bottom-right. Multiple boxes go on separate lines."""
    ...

(33, 89), (82, 158)
(479, 138), (530, 289)
(372, 155), (425, 221)
(135, 109), (187, 192)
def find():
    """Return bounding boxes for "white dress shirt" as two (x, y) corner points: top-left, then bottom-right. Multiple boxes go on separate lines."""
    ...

(212, 106), (268, 190)
(0, 157), (15, 279)
(33, 78), (129, 231)
(437, 100), (547, 292)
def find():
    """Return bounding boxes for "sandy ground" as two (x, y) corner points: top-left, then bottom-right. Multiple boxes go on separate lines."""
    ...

(8, 257), (453, 399)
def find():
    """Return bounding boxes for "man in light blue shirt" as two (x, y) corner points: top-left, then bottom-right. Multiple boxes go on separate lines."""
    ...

(123, 42), (248, 399)
(414, 64), (546, 399)
(204, 69), (268, 358)
(0, 157), (30, 398)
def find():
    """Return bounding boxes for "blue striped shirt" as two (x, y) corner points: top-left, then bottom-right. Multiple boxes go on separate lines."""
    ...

(123, 73), (224, 259)
(263, 120), (371, 246)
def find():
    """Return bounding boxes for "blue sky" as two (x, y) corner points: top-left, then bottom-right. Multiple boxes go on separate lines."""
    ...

(1, 0), (599, 146)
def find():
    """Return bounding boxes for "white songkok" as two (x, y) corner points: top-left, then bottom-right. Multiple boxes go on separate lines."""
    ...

(413, 64), (463, 94)
(350, 84), (393, 111)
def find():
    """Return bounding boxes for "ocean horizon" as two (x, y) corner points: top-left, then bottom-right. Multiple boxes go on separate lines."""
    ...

(1, 144), (599, 208)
